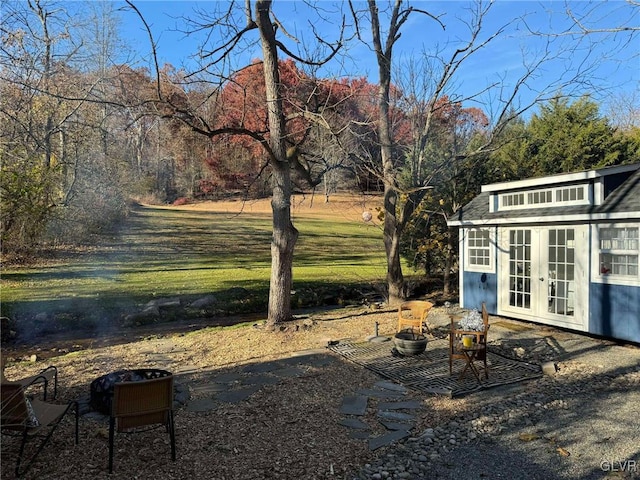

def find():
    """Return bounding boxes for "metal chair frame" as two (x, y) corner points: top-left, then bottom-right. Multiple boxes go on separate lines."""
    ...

(1, 382), (78, 477)
(1, 357), (58, 401)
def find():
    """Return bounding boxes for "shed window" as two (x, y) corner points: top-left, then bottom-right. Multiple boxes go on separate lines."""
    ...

(556, 186), (585, 203)
(467, 228), (492, 271)
(501, 193), (525, 207)
(599, 226), (639, 277)
(498, 184), (589, 211)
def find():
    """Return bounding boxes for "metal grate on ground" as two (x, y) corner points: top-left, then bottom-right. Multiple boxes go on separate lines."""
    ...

(329, 338), (542, 397)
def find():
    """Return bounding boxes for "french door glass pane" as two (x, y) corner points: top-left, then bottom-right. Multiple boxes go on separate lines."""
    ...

(548, 228), (575, 316)
(509, 229), (531, 309)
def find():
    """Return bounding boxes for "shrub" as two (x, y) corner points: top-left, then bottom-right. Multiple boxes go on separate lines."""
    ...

(172, 197), (192, 206)
(44, 154), (129, 245)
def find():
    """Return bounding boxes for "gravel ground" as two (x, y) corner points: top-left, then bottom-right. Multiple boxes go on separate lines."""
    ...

(353, 362), (640, 480)
(352, 313), (640, 480)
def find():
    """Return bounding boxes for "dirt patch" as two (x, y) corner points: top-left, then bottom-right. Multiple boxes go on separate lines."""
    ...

(1, 313), (262, 362)
(162, 193), (383, 223)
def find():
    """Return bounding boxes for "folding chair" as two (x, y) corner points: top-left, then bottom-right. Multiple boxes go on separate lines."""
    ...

(1, 382), (78, 476)
(1, 357), (58, 400)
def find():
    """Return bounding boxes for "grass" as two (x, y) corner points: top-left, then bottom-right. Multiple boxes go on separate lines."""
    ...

(1, 198), (393, 325)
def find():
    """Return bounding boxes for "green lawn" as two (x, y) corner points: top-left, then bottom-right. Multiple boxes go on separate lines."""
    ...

(1, 204), (392, 323)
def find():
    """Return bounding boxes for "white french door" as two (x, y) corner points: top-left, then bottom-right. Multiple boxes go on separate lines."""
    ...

(498, 226), (587, 330)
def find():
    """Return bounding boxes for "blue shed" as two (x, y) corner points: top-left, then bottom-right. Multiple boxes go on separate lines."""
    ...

(447, 163), (640, 344)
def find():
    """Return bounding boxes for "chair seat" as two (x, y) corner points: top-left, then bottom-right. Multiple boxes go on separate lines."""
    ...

(1, 382), (78, 476)
(28, 399), (73, 435)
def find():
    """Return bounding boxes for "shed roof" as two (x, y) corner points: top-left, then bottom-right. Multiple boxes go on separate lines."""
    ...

(448, 164), (640, 227)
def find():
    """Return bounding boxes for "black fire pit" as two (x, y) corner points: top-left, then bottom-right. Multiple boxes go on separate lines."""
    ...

(90, 368), (172, 415)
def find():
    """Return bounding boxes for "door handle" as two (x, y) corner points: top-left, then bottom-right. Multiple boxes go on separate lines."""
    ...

(539, 277), (544, 281)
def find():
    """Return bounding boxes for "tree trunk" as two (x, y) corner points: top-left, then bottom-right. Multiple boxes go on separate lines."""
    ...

(369, 0), (405, 305)
(256, 0), (297, 326)
(269, 162), (298, 325)
(384, 204), (405, 304)
(380, 79), (405, 304)
(443, 227), (455, 295)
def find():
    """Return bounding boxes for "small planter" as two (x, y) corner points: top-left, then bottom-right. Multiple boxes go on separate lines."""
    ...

(393, 331), (428, 355)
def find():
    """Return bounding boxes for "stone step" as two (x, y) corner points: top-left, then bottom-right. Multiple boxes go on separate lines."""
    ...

(340, 395), (369, 416)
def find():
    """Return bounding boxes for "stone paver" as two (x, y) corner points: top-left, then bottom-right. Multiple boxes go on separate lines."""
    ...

(340, 395), (369, 416)
(355, 388), (406, 399)
(377, 410), (416, 422)
(368, 429), (411, 451)
(338, 418), (370, 429)
(350, 430), (371, 440)
(374, 381), (408, 393)
(377, 400), (422, 410)
(190, 383), (228, 394)
(337, 375), (422, 450)
(173, 364), (199, 375)
(270, 366), (308, 378)
(241, 374), (280, 386)
(209, 372), (244, 383)
(242, 362), (282, 374)
(185, 398), (218, 412)
(378, 420), (414, 431)
(214, 385), (262, 403)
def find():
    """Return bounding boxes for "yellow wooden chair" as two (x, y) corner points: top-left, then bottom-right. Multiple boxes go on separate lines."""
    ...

(397, 300), (434, 335)
(449, 303), (490, 380)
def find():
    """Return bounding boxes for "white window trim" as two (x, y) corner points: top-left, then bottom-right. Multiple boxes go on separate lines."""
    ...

(591, 223), (640, 287)
(464, 227), (495, 273)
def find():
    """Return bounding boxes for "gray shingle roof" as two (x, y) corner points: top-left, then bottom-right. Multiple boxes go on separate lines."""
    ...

(448, 164), (640, 226)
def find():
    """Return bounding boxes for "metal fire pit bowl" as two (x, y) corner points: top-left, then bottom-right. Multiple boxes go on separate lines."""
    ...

(90, 368), (172, 415)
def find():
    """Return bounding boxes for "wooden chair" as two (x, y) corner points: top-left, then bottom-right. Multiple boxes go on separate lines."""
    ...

(397, 300), (434, 335)
(109, 375), (176, 474)
(449, 303), (490, 380)
(1, 357), (58, 400)
(1, 382), (78, 476)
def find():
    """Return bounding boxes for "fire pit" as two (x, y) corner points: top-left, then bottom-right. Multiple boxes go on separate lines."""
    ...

(393, 331), (428, 355)
(90, 369), (172, 415)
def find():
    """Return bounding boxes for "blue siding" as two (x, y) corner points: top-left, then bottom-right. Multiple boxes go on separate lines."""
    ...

(462, 271), (498, 313)
(589, 283), (640, 343)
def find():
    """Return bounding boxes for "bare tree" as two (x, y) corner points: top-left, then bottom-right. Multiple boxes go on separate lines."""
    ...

(555, 1), (639, 36)
(346, 0), (450, 302)
(348, 0), (636, 303)
(0, 0), (89, 250)
(125, 0), (345, 326)
(606, 91), (640, 131)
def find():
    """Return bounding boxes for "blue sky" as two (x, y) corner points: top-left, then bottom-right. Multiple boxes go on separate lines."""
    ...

(113, 1), (639, 120)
